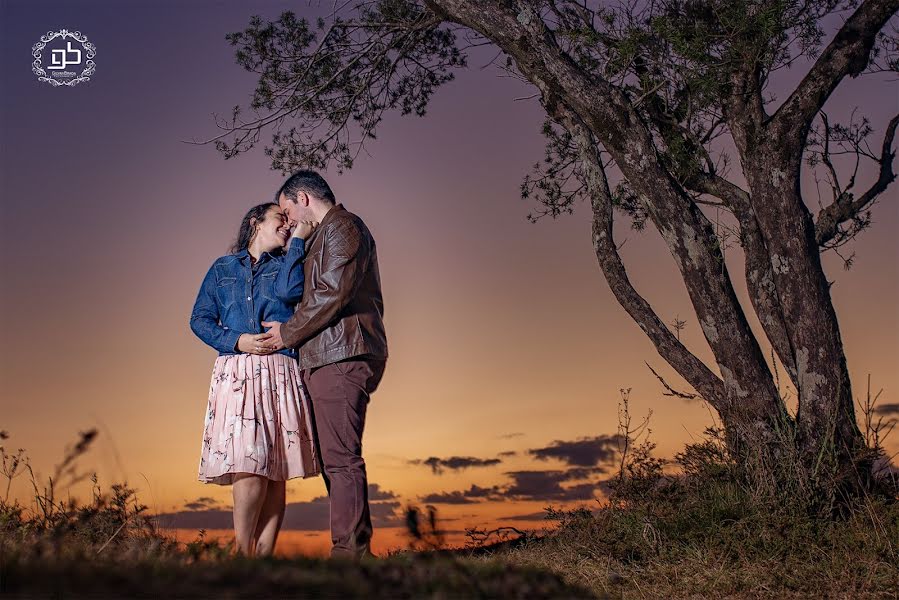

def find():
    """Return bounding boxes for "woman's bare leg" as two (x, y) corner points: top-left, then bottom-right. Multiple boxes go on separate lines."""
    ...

(232, 473), (268, 555)
(253, 479), (286, 556)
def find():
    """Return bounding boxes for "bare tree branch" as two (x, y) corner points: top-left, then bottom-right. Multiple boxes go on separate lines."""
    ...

(770, 0), (899, 144)
(187, 5), (464, 173)
(558, 107), (727, 409)
(815, 113), (899, 246)
(646, 362), (701, 400)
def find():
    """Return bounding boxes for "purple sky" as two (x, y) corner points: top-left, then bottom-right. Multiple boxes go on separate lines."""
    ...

(1, 0), (897, 551)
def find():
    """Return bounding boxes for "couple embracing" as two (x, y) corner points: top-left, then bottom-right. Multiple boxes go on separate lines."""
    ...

(189, 170), (387, 560)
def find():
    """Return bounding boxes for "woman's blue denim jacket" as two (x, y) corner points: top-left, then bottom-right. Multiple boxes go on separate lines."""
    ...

(190, 238), (305, 358)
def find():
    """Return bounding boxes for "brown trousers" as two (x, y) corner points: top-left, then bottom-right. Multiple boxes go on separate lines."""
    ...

(301, 355), (386, 558)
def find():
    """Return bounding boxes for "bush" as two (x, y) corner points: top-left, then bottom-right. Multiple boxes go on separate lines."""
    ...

(492, 421), (899, 598)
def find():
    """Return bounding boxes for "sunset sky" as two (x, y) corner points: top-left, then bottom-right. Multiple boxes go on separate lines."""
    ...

(1, 0), (897, 555)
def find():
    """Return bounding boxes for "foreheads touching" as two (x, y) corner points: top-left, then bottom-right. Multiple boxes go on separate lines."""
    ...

(276, 170), (336, 224)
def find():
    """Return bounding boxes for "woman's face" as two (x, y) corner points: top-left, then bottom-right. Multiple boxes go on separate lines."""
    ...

(253, 206), (291, 252)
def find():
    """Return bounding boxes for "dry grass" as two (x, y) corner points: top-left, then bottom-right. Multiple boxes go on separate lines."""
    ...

(0, 429), (593, 599)
(2, 397), (897, 599)
(490, 493), (899, 598)
(474, 417), (899, 599)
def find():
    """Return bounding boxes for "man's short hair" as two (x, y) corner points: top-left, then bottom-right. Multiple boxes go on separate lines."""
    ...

(276, 170), (336, 205)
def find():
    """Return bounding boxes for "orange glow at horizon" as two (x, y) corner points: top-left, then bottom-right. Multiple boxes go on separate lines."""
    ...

(1, 1), (896, 550)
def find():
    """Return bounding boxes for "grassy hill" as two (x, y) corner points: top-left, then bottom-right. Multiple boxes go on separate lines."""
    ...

(2, 427), (897, 598)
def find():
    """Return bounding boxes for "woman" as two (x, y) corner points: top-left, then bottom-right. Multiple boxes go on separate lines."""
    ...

(189, 202), (319, 556)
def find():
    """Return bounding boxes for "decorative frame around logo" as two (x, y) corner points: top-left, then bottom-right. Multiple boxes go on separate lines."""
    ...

(32, 29), (96, 87)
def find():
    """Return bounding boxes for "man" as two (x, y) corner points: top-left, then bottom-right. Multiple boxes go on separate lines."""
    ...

(260, 170), (388, 559)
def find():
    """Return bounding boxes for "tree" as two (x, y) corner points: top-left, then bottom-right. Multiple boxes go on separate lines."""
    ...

(201, 0), (899, 505)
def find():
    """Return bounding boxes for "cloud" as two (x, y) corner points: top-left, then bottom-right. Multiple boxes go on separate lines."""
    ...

(418, 469), (603, 505)
(281, 496), (331, 530)
(406, 437), (621, 508)
(499, 432), (525, 439)
(370, 501), (404, 527)
(157, 484), (402, 531)
(409, 456), (502, 475)
(497, 511), (563, 522)
(499, 507), (601, 521)
(564, 466), (608, 480)
(182, 496), (222, 510)
(504, 470), (567, 496)
(554, 482), (602, 501)
(156, 509), (233, 530)
(368, 483), (397, 500)
(419, 484), (504, 505)
(282, 496), (403, 530)
(527, 435), (624, 467)
(873, 402), (899, 417)
(419, 491), (478, 505)
(594, 478), (616, 496)
(504, 470), (601, 501)
(464, 484), (502, 498)
(283, 484), (403, 530)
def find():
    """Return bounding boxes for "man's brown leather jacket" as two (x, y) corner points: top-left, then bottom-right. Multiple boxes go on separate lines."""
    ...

(280, 204), (388, 369)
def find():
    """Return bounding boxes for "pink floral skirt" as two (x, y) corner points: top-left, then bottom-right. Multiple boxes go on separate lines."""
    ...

(198, 353), (319, 485)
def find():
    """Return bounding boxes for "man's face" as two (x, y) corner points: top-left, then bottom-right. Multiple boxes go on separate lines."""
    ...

(278, 192), (299, 226)
(278, 191), (312, 227)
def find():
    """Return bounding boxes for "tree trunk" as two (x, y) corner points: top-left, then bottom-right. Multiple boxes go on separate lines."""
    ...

(559, 108), (791, 470)
(743, 147), (865, 484)
(426, 0), (874, 499)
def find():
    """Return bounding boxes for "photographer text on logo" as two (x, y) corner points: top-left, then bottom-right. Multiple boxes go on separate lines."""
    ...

(32, 29), (96, 87)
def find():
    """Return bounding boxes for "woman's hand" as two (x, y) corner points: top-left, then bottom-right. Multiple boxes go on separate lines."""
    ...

(292, 220), (318, 240)
(237, 333), (275, 355)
